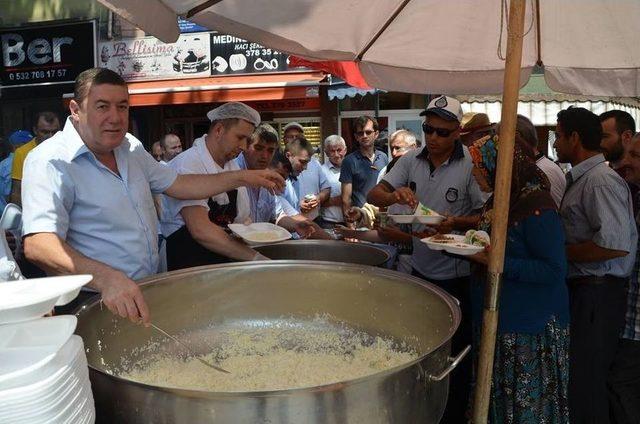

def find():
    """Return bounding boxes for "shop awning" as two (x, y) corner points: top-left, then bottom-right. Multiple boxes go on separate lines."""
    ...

(327, 82), (379, 100)
(63, 71), (326, 107)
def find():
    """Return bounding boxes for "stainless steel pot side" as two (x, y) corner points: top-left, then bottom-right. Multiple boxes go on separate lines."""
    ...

(75, 261), (466, 424)
(254, 240), (390, 267)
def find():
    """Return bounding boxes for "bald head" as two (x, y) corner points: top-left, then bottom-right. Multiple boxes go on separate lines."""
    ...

(160, 133), (182, 161)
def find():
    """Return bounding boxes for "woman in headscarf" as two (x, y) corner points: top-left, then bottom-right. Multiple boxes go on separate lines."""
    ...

(467, 116), (570, 423)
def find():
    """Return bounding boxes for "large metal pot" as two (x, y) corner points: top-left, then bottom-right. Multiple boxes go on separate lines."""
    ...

(75, 261), (465, 423)
(254, 240), (390, 266)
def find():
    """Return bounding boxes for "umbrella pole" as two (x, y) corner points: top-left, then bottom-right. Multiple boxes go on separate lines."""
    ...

(471, 0), (527, 423)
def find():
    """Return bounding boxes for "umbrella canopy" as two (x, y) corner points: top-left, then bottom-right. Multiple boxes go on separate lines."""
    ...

(98, 0), (640, 96)
(95, 1), (640, 422)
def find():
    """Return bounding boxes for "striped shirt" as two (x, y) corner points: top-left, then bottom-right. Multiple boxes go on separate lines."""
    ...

(560, 154), (637, 278)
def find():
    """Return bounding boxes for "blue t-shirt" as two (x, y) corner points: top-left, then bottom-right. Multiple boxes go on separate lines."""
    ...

(339, 149), (388, 207)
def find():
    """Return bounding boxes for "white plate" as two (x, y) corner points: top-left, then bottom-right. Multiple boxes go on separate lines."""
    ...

(0, 334), (85, 393)
(421, 234), (485, 256)
(388, 214), (415, 224)
(0, 315), (77, 384)
(0, 275), (92, 324)
(229, 223), (292, 246)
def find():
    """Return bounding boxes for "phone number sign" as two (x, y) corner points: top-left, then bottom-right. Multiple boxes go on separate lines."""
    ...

(210, 33), (290, 75)
(1, 21), (96, 87)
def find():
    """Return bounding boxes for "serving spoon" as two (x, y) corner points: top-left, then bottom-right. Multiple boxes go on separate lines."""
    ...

(150, 322), (230, 374)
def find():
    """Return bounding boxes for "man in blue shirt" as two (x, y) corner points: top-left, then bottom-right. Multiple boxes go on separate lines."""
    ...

(555, 107), (637, 424)
(236, 125), (325, 238)
(279, 136), (329, 215)
(0, 130), (32, 211)
(339, 116), (388, 221)
(21, 68), (284, 325)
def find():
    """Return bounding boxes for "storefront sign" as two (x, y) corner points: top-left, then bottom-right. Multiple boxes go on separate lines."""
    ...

(0, 21), (96, 87)
(178, 18), (209, 34)
(99, 33), (211, 82)
(248, 98), (320, 112)
(210, 33), (290, 75)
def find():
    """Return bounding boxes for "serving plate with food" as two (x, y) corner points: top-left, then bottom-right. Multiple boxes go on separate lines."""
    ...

(421, 230), (490, 256)
(388, 203), (445, 225)
(228, 223), (292, 246)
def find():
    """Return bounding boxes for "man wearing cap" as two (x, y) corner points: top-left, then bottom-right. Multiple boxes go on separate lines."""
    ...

(283, 121), (305, 144)
(340, 115), (389, 221)
(368, 95), (486, 423)
(0, 130), (32, 210)
(459, 112), (496, 146)
(162, 102), (276, 270)
(21, 68), (284, 325)
(10, 111), (61, 206)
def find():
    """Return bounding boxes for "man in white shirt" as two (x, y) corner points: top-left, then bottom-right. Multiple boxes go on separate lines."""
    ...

(21, 69), (283, 324)
(319, 135), (347, 227)
(516, 115), (566, 207)
(162, 102), (271, 270)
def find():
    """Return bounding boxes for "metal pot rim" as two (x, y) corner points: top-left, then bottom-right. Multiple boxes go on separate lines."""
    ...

(77, 260), (461, 398)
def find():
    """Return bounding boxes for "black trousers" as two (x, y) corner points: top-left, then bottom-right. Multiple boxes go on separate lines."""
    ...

(609, 338), (640, 424)
(568, 276), (627, 424)
(166, 225), (232, 271)
(412, 269), (471, 424)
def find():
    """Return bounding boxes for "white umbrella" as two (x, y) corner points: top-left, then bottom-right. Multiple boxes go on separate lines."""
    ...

(96, 1), (640, 422)
(98, 0), (640, 96)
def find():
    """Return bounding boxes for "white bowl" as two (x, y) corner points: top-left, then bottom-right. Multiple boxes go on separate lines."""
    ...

(0, 315), (77, 386)
(414, 215), (445, 225)
(388, 214), (415, 224)
(0, 275), (92, 324)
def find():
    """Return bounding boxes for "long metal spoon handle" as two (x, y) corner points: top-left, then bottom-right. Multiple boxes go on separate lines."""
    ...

(150, 323), (230, 374)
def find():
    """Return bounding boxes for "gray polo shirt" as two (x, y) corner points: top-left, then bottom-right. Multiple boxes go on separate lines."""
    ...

(560, 153), (637, 278)
(382, 143), (486, 280)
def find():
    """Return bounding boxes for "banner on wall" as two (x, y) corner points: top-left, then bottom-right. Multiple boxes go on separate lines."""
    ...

(209, 33), (291, 75)
(99, 33), (211, 81)
(0, 21), (96, 87)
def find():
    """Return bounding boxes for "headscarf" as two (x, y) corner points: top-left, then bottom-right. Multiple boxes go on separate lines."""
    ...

(468, 134), (556, 233)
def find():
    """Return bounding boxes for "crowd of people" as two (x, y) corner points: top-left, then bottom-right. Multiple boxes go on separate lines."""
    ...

(1, 67), (639, 423)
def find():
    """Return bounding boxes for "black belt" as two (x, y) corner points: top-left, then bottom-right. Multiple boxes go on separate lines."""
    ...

(567, 275), (628, 286)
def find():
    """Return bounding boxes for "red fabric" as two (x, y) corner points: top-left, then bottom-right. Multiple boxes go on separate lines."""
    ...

(289, 56), (371, 89)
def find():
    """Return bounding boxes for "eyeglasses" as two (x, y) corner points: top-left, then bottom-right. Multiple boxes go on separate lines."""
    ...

(422, 122), (455, 137)
(355, 130), (376, 137)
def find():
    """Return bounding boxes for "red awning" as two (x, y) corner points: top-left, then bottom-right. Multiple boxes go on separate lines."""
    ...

(289, 57), (371, 89)
(64, 71), (325, 107)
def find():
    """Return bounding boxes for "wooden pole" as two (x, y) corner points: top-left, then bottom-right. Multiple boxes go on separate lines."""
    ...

(472, 0), (527, 422)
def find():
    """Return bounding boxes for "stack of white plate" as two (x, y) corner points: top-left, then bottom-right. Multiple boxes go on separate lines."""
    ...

(0, 275), (95, 424)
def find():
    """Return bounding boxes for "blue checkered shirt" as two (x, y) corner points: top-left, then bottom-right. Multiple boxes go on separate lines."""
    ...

(623, 215), (640, 340)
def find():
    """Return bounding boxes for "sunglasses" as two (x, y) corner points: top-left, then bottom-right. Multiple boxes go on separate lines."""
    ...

(355, 130), (376, 137)
(422, 122), (456, 137)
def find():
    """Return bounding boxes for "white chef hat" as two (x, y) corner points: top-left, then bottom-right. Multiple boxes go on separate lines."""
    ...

(206, 102), (261, 127)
